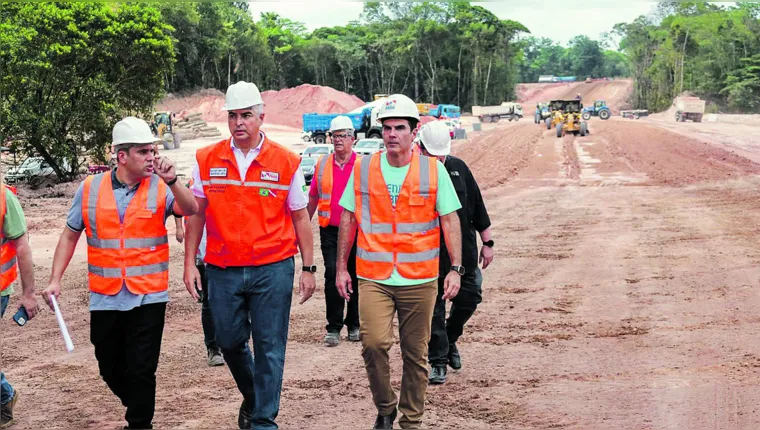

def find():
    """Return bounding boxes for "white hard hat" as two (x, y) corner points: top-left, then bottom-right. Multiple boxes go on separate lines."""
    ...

(112, 117), (159, 147)
(329, 115), (355, 133)
(377, 94), (420, 122)
(222, 81), (264, 111)
(418, 121), (451, 156)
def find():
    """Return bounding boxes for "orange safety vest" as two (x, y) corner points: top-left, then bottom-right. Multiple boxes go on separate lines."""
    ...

(82, 173), (169, 295)
(314, 154), (335, 228)
(197, 137), (300, 267)
(353, 152), (440, 280)
(0, 184), (19, 291)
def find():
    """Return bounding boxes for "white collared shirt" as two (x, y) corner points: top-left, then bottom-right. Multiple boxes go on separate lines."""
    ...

(191, 131), (308, 211)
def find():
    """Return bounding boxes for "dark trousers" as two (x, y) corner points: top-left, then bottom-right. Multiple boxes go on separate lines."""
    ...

(91, 303), (166, 429)
(197, 263), (218, 351)
(206, 258), (294, 429)
(428, 269), (483, 366)
(320, 226), (359, 333)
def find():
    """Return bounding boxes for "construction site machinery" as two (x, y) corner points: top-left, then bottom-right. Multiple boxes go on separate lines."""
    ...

(152, 111), (175, 150)
(428, 104), (461, 119)
(473, 102), (523, 123)
(416, 103), (436, 116)
(620, 109), (649, 120)
(674, 97), (706, 123)
(302, 108), (381, 145)
(547, 100), (588, 138)
(534, 102), (551, 124)
(582, 101), (612, 120)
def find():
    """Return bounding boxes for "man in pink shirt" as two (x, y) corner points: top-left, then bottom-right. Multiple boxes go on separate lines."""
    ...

(308, 116), (360, 347)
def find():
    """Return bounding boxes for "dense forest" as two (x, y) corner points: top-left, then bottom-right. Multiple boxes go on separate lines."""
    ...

(614, 2), (760, 113)
(2, 2), (759, 179)
(157, 2), (629, 108)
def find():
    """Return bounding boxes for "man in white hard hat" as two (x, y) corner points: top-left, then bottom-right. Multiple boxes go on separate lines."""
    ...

(184, 81), (316, 429)
(307, 115), (360, 347)
(417, 121), (494, 385)
(335, 95), (463, 429)
(42, 117), (198, 429)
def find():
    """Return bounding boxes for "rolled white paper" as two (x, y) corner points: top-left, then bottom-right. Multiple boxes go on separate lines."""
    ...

(50, 295), (74, 353)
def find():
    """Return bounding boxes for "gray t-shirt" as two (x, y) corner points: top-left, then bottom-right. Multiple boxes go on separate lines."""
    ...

(67, 170), (176, 312)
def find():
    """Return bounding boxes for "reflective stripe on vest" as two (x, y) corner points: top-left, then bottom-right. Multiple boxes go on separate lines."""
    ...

(315, 154), (333, 227)
(83, 173), (169, 295)
(200, 179), (290, 191)
(354, 152), (440, 280)
(0, 184), (19, 291)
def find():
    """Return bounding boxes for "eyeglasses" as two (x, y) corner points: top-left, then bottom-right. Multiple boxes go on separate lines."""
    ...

(332, 134), (350, 140)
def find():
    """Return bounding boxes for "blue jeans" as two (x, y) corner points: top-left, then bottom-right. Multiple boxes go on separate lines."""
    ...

(1, 295), (15, 405)
(206, 258), (295, 430)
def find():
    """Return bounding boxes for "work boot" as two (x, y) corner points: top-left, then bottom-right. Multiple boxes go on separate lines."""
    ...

(324, 331), (340, 347)
(238, 399), (252, 429)
(447, 343), (462, 370)
(372, 408), (397, 429)
(429, 365), (447, 385)
(348, 327), (360, 342)
(0, 390), (18, 429)
(207, 348), (225, 367)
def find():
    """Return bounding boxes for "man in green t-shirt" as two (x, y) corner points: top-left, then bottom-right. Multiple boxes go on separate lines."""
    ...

(335, 95), (463, 429)
(1, 184), (39, 429)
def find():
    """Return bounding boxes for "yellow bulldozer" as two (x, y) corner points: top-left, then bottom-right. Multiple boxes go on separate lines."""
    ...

(545, 99), (589, 138)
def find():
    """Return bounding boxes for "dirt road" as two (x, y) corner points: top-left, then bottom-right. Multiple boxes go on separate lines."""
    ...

(3, 116), (760, 429)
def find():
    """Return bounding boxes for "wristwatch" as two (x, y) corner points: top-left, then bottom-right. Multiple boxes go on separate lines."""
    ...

(450, 265), (465, 276)
(483, 240), (494, 248)
(302, 265), (317, 273)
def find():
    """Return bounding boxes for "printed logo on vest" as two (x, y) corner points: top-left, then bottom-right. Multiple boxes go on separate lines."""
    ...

(259, 189), (270, 197)
(261, 171), (279, 182)
(450, 171), (460, 177)
(209, 168), (228, 177)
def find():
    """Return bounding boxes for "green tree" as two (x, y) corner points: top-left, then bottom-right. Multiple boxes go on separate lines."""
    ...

(0, 2), (174, 180)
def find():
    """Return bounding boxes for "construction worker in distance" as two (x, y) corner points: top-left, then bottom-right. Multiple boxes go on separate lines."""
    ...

(41, 117), (198, 430)
(0, 180), (38, 429)
(335, 94), (463, 429)
(307, 115), (360, 347)
(183, 81), (316, 430)
(416, 121), (494, 385)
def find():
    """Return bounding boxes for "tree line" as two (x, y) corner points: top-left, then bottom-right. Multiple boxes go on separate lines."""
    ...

(613, 2), (760, 112)
(3, 2), (759, 182)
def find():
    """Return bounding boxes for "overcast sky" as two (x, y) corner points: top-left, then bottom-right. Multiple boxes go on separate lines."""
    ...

(247, 1), (657, 45)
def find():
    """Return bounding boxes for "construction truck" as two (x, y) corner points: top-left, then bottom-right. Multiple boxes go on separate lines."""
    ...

(473, 102), (523, 123)
(674, 97), (705, 123)
(302, 107), (381, 145)
(427, 104), (461, 119)
(546, 99), (588, 138)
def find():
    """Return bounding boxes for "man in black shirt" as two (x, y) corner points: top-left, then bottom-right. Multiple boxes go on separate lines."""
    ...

(417, 121), (494, 385)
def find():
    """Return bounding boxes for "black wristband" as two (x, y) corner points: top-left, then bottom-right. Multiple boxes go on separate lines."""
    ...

(165, 176), (178, 186)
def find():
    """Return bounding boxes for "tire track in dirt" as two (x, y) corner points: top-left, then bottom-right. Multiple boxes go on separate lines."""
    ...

(454, 122), (545, 190)
(594, 119), (760, 186)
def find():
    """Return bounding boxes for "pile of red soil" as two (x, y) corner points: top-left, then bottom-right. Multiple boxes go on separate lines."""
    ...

(157, 84), (365, 129)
